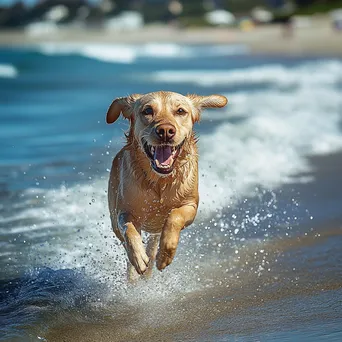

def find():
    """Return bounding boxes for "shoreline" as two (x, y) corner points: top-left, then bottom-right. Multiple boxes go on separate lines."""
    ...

(1, 16), (342, 57)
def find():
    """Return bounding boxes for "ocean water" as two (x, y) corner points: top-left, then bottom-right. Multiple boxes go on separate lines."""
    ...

(0, 43), (342, 342)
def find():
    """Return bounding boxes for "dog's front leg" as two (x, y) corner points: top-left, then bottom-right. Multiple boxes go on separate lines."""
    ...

(118, 213), (149, 275)
(156, 204), (197, 271)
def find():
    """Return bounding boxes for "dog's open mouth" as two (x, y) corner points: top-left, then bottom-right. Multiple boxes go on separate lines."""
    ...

(142, 140), (183, 175)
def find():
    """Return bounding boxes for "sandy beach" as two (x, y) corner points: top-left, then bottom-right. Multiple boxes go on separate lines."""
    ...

(0, 15), (342, 56)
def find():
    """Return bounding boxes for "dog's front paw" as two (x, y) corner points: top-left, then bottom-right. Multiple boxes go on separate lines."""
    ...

(156, 250), (175, 271)
(156, 236), (178, 271)
(125, 234), (149, 275)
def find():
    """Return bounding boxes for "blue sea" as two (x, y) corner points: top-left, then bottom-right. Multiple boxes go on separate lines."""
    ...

(0, 42), (342, 341)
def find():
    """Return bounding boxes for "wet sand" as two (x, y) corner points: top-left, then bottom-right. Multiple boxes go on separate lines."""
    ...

(43, 230), (342, 342)
(43, 152), (342, 342)
(0, 16), (342, 56)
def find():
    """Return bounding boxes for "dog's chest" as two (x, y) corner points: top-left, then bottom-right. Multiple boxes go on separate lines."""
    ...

(141, 184), (178, 208)
(130, 184), (184, 233)
(133, 199), (169, 233)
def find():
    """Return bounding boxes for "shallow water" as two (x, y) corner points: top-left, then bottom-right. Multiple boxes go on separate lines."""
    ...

(0, 43), (342, 341)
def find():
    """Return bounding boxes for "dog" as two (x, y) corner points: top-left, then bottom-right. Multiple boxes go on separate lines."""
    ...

(106, 91), (227, 280)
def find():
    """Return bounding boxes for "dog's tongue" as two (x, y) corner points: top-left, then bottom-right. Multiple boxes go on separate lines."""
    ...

(154, 146), (173, 166)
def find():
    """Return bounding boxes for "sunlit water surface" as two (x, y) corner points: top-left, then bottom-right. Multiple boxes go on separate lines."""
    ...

(0, 44), (342, 341)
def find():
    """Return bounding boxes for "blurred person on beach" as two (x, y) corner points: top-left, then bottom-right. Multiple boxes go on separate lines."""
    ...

(268, 0), (296, 38)
(203, 0), (223, 11)
(331, 9), (342, 32)
(165, 0), (183, 27)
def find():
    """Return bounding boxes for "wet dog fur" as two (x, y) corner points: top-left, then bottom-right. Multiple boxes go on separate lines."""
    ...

(106, 91), (227, 281)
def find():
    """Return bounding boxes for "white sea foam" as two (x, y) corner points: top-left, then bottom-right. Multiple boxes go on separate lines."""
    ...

(0, 64), (18, 78)
(37, 42), (248, 64)
(150, 60), (342, 87)
(39, 43), (136, 64)
(199, 86), (342, 211)
(1, 60), (342, 292)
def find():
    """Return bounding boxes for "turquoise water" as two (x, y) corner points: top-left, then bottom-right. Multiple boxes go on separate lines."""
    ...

(0, 44), (342, 341)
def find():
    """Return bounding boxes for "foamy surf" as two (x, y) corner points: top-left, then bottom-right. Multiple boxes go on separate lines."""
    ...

(1, 59), (341, 285)
(37, 42), (249, 64)
(0, 63), (18, 78)
(150, 60), (342, 87)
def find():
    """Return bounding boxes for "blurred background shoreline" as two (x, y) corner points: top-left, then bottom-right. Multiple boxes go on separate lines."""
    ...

(0, 0), (342, 56)
(0, 17), (341, 57)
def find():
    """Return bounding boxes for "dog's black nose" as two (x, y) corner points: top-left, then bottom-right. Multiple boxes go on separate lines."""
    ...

(155, 124), (176, 142)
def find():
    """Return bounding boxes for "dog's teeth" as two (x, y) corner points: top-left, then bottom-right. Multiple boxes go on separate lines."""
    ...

(151, 146), (155, 154)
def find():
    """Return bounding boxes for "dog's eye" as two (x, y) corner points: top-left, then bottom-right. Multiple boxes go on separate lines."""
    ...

(176, 108), (186, 115)
(142, 107), (153, 116)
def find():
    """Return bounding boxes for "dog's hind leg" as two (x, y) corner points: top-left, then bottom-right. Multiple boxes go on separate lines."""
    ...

(142, 234), (160, 279)
(127, 260), (140, 283)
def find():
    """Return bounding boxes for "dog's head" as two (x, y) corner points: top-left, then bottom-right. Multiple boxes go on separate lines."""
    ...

(106, 91), (227, 176)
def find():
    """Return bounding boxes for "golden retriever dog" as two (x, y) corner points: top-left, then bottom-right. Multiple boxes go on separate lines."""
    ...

(106, 91), (227, 280)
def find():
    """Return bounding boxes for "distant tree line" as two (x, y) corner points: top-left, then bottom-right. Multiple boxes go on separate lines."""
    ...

(112, 0), (342, 13)
(1, 0), (341, 28)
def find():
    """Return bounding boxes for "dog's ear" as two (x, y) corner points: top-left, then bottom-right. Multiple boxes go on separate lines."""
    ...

(106, 94), (143, 124)
(187, 94), (228, 123)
